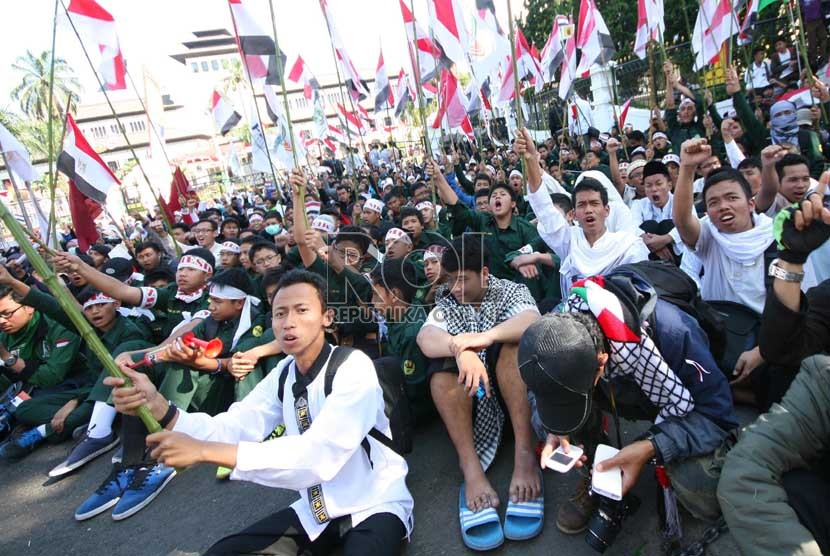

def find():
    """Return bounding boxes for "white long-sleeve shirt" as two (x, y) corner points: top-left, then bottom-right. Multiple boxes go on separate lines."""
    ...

(527, 185), (649, 295)
(173, 345), (414, 541)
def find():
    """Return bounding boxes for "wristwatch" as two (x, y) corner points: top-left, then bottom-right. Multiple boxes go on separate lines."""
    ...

(768, 259), (805, 283)
(4, 354), (19, 368)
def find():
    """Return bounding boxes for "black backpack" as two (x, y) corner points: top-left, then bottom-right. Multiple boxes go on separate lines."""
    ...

(613, 261), (727, 366)
(278, 347), (413, 457)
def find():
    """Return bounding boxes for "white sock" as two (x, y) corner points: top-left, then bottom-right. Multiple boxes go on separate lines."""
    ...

(87, 402), (117, 439)
(36, 424), (47, 437)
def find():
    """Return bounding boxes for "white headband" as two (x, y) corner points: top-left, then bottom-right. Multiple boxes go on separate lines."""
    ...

(179, 255), (214, 274)
(83, 293), (116, 310)
(209, 284), (261, 350)
(220, 242), (241, 254)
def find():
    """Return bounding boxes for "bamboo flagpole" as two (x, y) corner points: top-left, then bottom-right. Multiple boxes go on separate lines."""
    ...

(407, 0), (438, 208)
(60, 0), (181, 257)
(46, 0), (62, 248)
(506, 0), (528, 195)
(267, 0), (307, 227)
(0, 198), (161, 434)
(0, 148), (34, 230)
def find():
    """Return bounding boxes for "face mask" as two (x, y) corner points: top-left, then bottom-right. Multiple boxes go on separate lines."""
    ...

(265, 224), (282, 235)
(770, 101), (799, 145)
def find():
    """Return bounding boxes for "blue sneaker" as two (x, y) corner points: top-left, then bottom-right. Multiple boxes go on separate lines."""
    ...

(49, 430), (119, 478)
(0, 427), (45, 461)
(111, 464), (176, 521)
(75, 465), (135, 521)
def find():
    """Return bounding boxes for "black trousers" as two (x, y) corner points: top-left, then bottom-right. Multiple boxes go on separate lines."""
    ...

(203, 508), (406, 556)
(783, 469), (830, 555)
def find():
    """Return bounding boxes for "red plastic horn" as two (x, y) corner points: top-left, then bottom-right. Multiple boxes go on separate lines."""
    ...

(181, 332), (223, 358)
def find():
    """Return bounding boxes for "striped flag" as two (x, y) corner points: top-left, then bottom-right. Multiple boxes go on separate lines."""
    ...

(336, 103), (365, 135)
(211, 90), (242, 135)
(399, 0), (449, 83)
(430, 0), (469, 66)
(633, 0), (664, 60)
(0, 122), (40, 181)
(692, 0), (738, 70)
(287, 55), (321, 100)
(540, 16), (569, 83)
(374, 49), (394, 112)
(575, 0), (616, 76)
(619, 97), (633, 129)
(320, 0), (371, 102)
(394, 69), (414, 118)
(229, 0), (287, 86)
(559, 31), (577, 100)
(57, 114), (121, 250)
(65, 0), (126, 90)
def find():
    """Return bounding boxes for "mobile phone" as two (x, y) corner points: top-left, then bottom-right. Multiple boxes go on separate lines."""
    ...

(545, 445), (584, 473)
(591, 444), (622, 501)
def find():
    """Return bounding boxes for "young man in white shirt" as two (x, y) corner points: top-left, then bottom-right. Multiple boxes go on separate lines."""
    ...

(105, 270), (413, 554)
(515, 129), (649, 295)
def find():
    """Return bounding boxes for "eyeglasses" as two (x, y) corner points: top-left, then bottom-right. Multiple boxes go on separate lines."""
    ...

(254, 254), (280, 267)
(192, 227), (214, 235)
(0, 306), (24, 321)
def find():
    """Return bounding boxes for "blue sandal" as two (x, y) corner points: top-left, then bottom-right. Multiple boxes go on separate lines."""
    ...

(503, 478), (545, 541)
(459, 483), (505, 551)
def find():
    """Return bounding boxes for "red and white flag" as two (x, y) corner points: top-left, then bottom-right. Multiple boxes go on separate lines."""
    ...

(619, 97), (633, 129)
(575, 0), (616, 77)
(430, 0), (469, 67)
(559, 31), (577, 101)
(211, 90), (242, 136)
(374, 49), (394, 112)
(229, 0), (287, 86)
(158, 167), (195, 223)
(432, 69), (474, 141)
(336, 103), (365, 135)
(633, 0), (665, 59)
(540, 16), (569, 83)
(57, 114), (120, 250)
(287, 55), (321, 100)
(692, 0), (738, 69)
(399, 0), (448, 83)
(320, 0), (371, 101)
(516, 26), (545, 92)
(394, 69), (414, 118)
(65, 0), (126, 90)
(357, 104), (373, 126)
(778, 87), (821, 108)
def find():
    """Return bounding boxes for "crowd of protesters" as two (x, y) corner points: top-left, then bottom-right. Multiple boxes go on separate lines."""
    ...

(0, 45), (829, 554)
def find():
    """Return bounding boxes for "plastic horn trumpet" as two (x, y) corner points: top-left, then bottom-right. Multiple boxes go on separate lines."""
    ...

(181, 332), (223, 358)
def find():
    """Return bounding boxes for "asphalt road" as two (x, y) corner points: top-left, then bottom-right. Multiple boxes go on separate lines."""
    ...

(0, 417), (744, 556)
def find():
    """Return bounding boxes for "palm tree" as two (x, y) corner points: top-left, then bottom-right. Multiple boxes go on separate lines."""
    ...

(11, 50), (81, 121)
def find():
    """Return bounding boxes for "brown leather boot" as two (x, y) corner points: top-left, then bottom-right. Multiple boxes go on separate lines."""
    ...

(556, 474), (598, 534)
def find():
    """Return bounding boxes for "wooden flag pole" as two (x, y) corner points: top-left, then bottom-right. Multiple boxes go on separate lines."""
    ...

(789, 0), (830, 126)
(267, 0), (307, 227)
(408, 0), (438, 208)
(0, 198), (161, 434)
(60, 0), (180, 256)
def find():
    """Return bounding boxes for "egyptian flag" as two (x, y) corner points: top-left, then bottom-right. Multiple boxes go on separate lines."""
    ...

(287, 55), (321, 100)
(65, 0), (126, 90)
(692, 0), (738, 69)
(430, 0), (469, 67)
(559, 31), (577, 101)
(229, 0), (287, 86)
(633, 0), (665, 60)
(432, 69), (475, 141)
(575, 0), (616, 77)
(399, 0), (450, 83)
(336, 103), (365, 135)
(394, 69), (414, 118)
(540, 16), (568, 83)
(57, 115), (120, 251)
(374, 49), (394, 112)
(516, 26), (545, 92)
(211, 90), (241, 135)
(319, 0), (371, 101)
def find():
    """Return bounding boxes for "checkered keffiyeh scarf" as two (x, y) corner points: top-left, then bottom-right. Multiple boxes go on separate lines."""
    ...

(565, 277), (694, 422)
(434, 276), (538, 470)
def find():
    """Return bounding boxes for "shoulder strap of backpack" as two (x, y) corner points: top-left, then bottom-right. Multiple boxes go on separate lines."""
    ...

(323, 346), (395, 462)
(203, 317), (220, 342)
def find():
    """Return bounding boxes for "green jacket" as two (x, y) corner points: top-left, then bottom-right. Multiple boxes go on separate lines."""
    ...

(136, 283), (211, 340)
(22, 288), (151, 383)
(717, 354), (830, 556)
(0, 310), (83, 388)
(446, 202), (554, 300)
(384, 304), (433, 422)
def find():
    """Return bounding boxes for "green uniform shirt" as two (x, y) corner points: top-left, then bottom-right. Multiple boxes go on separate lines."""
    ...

(446, 201), (547, 280)
(0, 310), (83, 388)
(384, 304), (434, 422)
(137, 283), (211, 339)
(22, 288), (151, 383)
(189, 310), (270, 357)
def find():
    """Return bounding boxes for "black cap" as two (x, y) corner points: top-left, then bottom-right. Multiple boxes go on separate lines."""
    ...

(100, 258), (134, 283)
(88, 244), (112, 257)
(518, 314), (599, 435)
